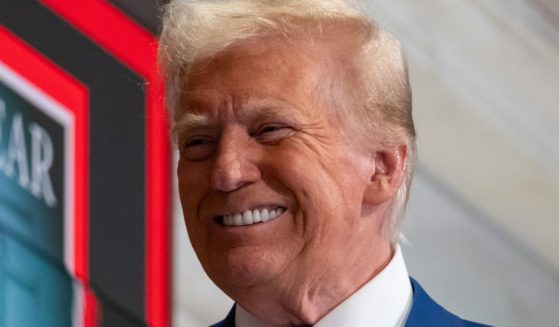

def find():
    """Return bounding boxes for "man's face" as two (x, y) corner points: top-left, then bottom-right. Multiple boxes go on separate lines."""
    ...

(176, 40), (389, 300)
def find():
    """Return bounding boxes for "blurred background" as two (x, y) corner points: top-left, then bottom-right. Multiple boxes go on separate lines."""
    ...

(1, 0), (558, 326)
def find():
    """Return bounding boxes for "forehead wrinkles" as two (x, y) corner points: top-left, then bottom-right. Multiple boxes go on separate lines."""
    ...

(179, 38), (337, 122)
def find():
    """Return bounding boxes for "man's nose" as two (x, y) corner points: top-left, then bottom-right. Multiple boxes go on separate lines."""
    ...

(210, 128), (260, 192)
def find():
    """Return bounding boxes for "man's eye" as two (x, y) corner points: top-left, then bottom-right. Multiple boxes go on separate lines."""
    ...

(256, 124), (289, 134)
(181, 137), (216, 161)
(186, 138), (210, 147)
(253, 124), (292, 143)
(260, 126), (283, 133)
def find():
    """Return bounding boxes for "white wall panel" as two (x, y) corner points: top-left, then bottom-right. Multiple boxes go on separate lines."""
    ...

(404, 171), (559, 327)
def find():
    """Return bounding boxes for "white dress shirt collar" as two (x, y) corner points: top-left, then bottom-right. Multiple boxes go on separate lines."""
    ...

(235, 245), (413, 327)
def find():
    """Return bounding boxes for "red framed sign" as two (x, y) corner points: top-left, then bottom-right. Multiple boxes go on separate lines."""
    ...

(0, 1), (170, 326)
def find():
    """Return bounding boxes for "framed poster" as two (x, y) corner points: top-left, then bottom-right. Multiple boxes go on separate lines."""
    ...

(0, 1), (170, 326)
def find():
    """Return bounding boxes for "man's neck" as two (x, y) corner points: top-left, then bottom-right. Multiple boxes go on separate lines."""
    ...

(234, 242), (394, 326)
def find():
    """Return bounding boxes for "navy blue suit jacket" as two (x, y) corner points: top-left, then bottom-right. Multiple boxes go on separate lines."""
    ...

(210, 278), (491, 326)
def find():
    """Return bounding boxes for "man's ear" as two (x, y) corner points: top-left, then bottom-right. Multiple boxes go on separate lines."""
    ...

(363, 144), (408, 206)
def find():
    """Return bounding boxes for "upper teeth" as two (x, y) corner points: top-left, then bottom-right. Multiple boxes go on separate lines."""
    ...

(223, 207), (284, 227)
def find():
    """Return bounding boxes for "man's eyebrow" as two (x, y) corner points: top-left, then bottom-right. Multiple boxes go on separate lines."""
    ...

(172, 98), (300, 138)
(172, 112), (212, 140)
(240, 98), (301, 120)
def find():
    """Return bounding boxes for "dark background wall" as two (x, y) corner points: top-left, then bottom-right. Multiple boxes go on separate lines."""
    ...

(110, 0), (168, 34)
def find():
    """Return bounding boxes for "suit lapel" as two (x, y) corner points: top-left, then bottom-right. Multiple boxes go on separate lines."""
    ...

(405, 278), (467, 327)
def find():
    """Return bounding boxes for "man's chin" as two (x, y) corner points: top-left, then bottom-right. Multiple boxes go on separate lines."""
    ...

(205, 250), (282, 291)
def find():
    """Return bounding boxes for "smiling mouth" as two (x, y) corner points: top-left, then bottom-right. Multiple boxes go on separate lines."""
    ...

(216, 206), (286, 227)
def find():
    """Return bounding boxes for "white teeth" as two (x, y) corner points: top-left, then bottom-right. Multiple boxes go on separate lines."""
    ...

(233, 213), (242, 226)
(242, 210), (253, 225)
(222, 207), (285, 226)
(261, 208), (270, 222)
(252, 209), (261, 223)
